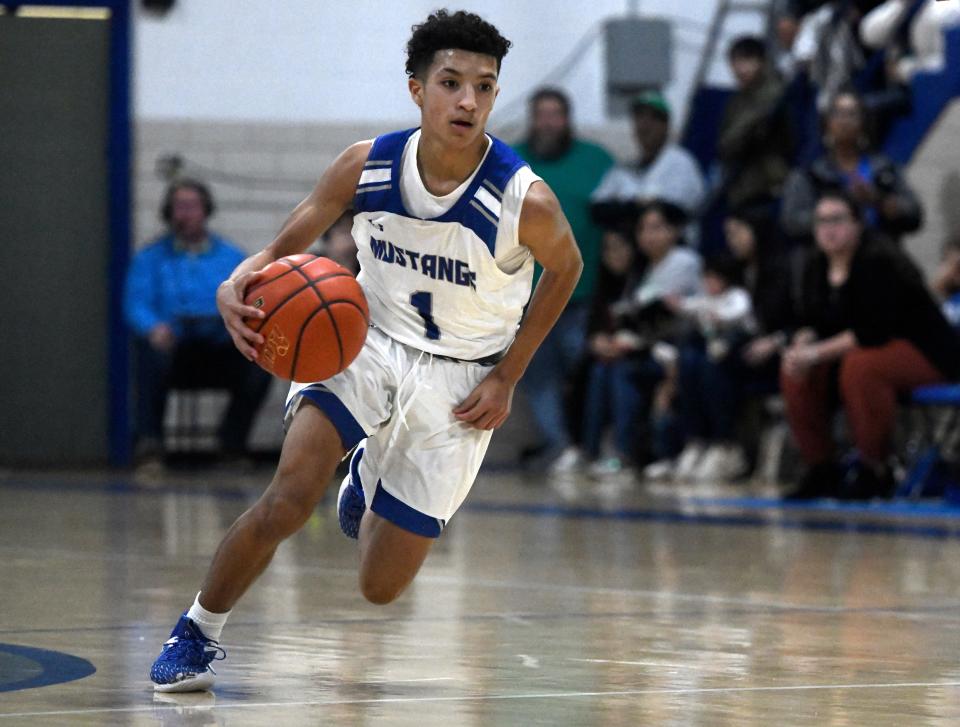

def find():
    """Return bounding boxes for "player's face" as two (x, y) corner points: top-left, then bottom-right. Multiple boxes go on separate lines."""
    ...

(410, 49), (499, 149)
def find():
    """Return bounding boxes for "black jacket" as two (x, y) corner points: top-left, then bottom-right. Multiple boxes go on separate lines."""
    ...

(799, 239), (960, 378)
(781, 153), (923, 244)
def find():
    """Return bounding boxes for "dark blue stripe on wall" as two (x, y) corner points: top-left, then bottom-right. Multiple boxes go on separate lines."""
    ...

(463, 500), (960, 540)
(0, 0), (133, 465)
(108, 0), (132, 467)
(0, 643), (96, 692)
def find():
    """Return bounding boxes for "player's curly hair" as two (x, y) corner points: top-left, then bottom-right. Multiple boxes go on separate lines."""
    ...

(405, 9), (512, 79)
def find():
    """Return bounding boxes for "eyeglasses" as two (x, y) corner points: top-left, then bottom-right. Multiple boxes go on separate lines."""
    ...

(813, 213), (854, 227)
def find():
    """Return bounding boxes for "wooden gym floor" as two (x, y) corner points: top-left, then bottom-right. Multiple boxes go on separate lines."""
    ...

(2, 465), (960, 725)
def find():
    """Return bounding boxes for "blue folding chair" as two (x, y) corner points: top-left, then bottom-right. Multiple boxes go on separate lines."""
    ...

(898, 384), (960, 501)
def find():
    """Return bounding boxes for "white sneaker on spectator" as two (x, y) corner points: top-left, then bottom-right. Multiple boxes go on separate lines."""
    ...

(588, 457), (623, 479)
(549, 446), (583, 474)
(694, 444), (749, 482)
(673, 442), (705, 481)
(642, 458), (674, 481)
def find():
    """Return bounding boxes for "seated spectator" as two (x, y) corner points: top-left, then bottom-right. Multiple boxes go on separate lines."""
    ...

(309, 211), (360, 274)
(513, 88), (615, 472)
(729, 208), (797, 377)
(781, 88), (922, 245)
(717, 36), (794, 212)
(665, 255), (756, 482)
(582, 201), (702, 478)
(124, 179), (272, 465)
(590, 91), (706, 231)
(860, 0), (960, 83)
(780, 189), (960, 500)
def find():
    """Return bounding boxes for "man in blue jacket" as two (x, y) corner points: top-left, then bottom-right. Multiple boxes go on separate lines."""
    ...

(124, 179), (272, 464)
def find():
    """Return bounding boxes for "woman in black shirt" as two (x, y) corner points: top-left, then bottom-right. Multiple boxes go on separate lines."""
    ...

(781, 189), (960, 499)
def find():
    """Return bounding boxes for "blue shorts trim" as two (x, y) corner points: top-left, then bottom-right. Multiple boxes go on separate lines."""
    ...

(370, 483), (445, 538)
(297, 387), (366, 450)
(350, 446), (444, 538)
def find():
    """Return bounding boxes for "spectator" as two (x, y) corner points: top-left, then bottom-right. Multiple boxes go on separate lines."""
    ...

(780, 189), (960, 499)
(860, 0), (960, 83)
(717, 35), (794, 212)
(124, 179), (272, 466)
(793, 0), (870, 112)
(780, 88), (922, 244)
(771, 0), (806, 79)
(309, 211), (360, 274)
(590, 91), (706, 230)
(582, 201), (702, 477)
(662, 255), (756, 482)
(513, 88), (615, 472)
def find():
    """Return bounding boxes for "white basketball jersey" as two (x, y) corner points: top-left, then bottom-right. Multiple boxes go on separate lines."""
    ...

(351, 128), (540, 360)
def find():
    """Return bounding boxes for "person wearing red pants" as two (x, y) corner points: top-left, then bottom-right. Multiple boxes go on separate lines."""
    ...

(781, 189), (960, 499)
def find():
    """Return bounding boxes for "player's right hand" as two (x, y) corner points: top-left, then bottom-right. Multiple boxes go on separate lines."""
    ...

(217, 271), (266, 361)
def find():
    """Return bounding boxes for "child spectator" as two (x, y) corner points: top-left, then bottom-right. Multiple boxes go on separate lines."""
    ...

(661, 255), (756, 482)
(581, 201), (702, 478)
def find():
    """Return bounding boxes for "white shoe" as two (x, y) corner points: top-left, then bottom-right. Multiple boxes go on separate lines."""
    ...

(642, 459), (674, 480)
(549, 446), (583, 474)
(674, 443), (705, 481)
(694, 444), (749, 482)
(588, 457), (623, 479)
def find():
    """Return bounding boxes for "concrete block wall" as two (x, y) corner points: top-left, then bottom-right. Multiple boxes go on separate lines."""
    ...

(904, 99), (960, 277)
(133, 118), (635, 253)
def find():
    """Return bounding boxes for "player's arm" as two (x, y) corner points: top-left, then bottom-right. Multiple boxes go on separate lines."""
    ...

(217, 140), (371, 360)
(454, 181), (583, 430)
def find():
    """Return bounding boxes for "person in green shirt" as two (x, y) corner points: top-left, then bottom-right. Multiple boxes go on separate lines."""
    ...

(514, 88), (615, 472)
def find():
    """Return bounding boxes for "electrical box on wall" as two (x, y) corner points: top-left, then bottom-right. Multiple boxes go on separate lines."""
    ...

(605, 17), (673, 117)
(142, 0), (176, 13)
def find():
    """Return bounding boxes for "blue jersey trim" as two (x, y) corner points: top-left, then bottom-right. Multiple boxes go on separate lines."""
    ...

(353, 129), (416, 216)
(295, 386), (366, 450)
(353, 128), (529, 257)
(370, 482), (445, 538)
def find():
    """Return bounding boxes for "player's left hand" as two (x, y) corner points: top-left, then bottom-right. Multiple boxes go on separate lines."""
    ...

(453, 370), (515, 430)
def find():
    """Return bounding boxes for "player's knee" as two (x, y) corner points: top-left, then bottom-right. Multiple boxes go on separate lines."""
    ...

(252, 489), (314, 541)
(359, 575), (404, 605)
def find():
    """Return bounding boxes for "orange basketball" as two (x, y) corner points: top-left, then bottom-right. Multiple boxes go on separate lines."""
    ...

(243, 254), (369, 383)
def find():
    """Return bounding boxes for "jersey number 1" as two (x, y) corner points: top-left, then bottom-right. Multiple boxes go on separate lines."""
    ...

(410, 291), (440, 340)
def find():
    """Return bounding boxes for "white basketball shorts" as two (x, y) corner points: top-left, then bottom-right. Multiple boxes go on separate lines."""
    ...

(285, 326), (495, 537)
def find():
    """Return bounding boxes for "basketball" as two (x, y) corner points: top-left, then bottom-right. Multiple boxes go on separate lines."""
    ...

(243, 254), (369, 383)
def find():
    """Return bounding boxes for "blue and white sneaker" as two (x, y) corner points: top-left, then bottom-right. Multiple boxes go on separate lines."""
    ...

(150, 614), (225, 693)
(337, 474), (366, 539)
(337, 447), (366, 539)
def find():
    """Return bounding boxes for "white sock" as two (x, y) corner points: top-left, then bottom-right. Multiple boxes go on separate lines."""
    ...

(186, 592), (230, 642)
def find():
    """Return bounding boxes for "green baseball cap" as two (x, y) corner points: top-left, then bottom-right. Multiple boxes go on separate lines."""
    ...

(630, 90), (670, 120)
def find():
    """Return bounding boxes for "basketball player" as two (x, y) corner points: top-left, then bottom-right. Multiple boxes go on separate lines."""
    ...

(150, 9), (582, 692)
